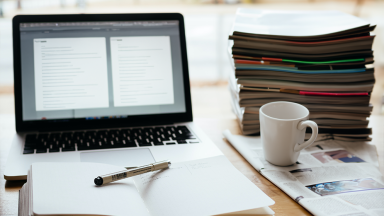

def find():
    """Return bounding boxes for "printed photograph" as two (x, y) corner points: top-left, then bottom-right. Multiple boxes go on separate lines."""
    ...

(311, 150), (365, 164)
(306, 178), (384, 196)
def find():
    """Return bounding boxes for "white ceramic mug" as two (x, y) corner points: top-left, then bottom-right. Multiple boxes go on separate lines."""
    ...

(259, 101), (318, 166)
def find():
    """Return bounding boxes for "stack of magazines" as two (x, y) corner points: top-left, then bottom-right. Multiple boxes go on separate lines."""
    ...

(228, 9), (376, 141)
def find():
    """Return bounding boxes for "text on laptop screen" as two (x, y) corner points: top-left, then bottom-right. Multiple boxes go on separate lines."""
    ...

(19, 21), (186, 121)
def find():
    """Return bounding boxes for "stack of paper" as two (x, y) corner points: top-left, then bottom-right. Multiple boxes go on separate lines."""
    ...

(228, 9), (376, 141)
(19, 156), (275, 216)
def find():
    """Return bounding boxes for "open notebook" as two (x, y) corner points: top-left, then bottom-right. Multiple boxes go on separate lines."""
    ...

(19, 155), (275, 216)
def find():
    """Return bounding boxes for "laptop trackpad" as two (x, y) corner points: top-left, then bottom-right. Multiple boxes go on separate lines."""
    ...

(80, 148), (155, 167)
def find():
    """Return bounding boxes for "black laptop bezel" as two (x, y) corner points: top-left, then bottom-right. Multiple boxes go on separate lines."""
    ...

(13, 13), (193, 132)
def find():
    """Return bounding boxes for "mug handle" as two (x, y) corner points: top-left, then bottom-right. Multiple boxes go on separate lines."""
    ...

(294, 120), (318, 152)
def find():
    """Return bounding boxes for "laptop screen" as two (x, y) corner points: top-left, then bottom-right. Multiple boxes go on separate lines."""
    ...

(19, 20), (186, 122)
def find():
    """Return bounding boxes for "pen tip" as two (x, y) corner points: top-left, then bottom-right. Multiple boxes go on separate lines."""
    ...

(94, 176), (103, 186)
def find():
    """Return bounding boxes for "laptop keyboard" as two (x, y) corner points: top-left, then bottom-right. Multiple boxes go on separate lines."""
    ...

(23, 125), (199, 154)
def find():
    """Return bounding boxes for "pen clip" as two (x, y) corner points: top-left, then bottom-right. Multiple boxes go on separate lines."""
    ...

(124, 166), (138, 170)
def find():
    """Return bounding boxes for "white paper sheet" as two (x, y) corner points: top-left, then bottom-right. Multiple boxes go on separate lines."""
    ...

(32, 163), (149, 216)
(133, 155), (274, 216)
(233, 9), (370, 37)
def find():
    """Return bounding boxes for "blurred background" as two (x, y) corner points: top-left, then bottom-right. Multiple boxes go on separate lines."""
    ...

(0, 0), (383, 116)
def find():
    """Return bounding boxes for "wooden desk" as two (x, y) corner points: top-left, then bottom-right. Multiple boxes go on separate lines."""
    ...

(1, 114), (383, 215)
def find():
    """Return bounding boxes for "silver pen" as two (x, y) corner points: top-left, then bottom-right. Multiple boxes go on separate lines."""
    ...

(94, 160), (171, 186)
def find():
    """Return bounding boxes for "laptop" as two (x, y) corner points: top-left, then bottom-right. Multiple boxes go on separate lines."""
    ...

(5, 13), (222, 180)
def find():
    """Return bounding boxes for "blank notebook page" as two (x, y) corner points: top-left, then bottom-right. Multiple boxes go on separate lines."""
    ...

(32, 162), (149, 216)
(133, 155), (274, 216)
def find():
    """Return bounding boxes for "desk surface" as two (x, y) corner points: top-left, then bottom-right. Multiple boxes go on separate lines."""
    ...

(1, 113), (383, 215)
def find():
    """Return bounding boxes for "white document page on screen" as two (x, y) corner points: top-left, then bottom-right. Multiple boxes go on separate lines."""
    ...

(33, 38), (109, 111)
(110, 36), (174, 107)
